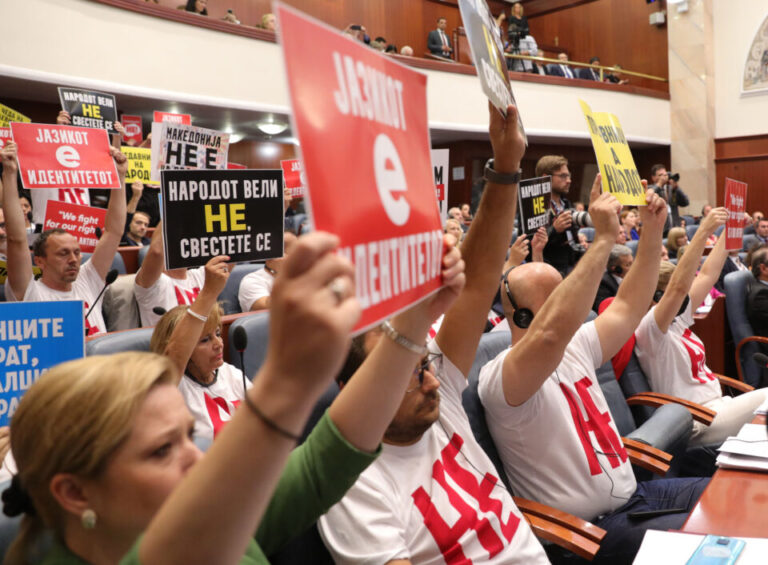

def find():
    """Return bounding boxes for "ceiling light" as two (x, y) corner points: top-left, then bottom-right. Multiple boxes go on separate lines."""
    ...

(257, 121), (288, 136)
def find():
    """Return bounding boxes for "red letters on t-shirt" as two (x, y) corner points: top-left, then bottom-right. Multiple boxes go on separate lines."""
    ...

(680, 329), (714, 384)
(204, 393), (241, 438)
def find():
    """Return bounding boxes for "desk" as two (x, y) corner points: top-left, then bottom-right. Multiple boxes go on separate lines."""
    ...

(681, 415), (768, 537)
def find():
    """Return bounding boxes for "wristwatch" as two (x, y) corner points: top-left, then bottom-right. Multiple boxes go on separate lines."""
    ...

(484, 159), (522, 185)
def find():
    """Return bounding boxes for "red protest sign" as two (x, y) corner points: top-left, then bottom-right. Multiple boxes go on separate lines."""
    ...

(0, 127), (10, 149)
(153, 111), (191, 125)
(121, 114), (143, 145)
(278, 4), (442, 332)
(43, 201), (107, 253)
(10, 123), (120, 189)
(724, 178), (748, 250)
(227, 162), (246, 169)
(280, 159), (306, 198)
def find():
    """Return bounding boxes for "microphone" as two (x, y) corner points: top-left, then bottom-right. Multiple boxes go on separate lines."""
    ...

(233, 326), (249, 395)
(753, 352), (768, 368)
(84, 269), (119, 335)
(152, 306), (167, 317)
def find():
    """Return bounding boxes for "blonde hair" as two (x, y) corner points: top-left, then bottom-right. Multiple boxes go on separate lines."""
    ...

(657, 260), (677, 292)
(6, 353), (176, 565)
(666, 227), (687, 255)
(150, 303), (222, 356)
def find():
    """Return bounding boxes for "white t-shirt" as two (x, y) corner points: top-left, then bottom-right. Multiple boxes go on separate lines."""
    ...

(634, 301), (721, 405)
(478, 322), (636, 521)
(4, 259), (106, 335)
(179, 362), (251, 442)
(238, 268), (273, 312)
(31, 188), (90, 225)
(319, 342), (548, 565)
(134, 267), (206, 327)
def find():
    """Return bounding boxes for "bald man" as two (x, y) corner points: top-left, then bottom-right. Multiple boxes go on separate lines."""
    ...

(479, 178), (707, 564)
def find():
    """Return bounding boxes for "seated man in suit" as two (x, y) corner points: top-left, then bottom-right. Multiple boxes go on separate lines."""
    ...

(319, 104), (549, 564)
(546, 52), (575, 78)
(478, 180), (707, 565)
(593, 244), (633, 312)
(577, 56), (602, 80)
(747, 247), (768, 336)
(427, 17), (453, 58)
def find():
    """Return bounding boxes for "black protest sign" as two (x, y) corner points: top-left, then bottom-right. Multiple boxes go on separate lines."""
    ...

(57, 87), (118, 133)
(517, 176), (552, 235)
(161, 169), (285, 270)
(457, 0), (526, 141)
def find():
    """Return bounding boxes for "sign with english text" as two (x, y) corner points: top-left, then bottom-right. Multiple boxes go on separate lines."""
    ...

(121, 114), (144, 145)
(280, 159), (306, 198)
(517, 176), (552, 236)
(160, 169), (284, 270)
(431, 149), (449, 220)
(43, 201), (107, 253)
(278, 3), (443, 333)
(150, 122), (230, 182)
(10, 123), (120, 189)
(0, 301), (84, 427)
(457, 0), (526, 141)
(724, 178), (748, 251)
(58, 87), (118, 133)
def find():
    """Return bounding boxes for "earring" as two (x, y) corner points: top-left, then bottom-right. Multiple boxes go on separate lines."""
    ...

(81, 509), (97, 530)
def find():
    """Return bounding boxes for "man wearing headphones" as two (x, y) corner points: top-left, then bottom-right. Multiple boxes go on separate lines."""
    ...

(592, 244), (633, 312)
(478, 177), (708, 565)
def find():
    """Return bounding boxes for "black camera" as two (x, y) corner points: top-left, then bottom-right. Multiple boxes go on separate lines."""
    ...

(669, 173), (680, 182)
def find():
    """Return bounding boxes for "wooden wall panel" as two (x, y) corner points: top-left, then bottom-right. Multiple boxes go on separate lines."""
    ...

(715, 135), (768, 215)
(227, 140), (297, 169)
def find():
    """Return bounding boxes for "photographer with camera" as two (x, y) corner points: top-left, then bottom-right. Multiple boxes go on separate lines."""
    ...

(650, 164), (689, 233)
(536, 155), (589, 275)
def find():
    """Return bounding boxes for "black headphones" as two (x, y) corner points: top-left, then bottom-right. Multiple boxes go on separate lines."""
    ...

(501, 266), (534, 329)
(611, 265), (624, 276)
(653, 289), (690, 317)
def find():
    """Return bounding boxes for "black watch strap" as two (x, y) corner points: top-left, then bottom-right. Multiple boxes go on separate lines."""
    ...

(484, 159), (521, 185)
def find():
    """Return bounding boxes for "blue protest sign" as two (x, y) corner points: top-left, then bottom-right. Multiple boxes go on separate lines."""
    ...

(0, 301), (85, 426)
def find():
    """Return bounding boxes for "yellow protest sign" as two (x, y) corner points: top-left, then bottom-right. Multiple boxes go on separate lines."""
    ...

(122, 146), (159, 186)
(0, 260), (41, 284)
(0, 103), (31, 128)
(579, 100), (645, 206)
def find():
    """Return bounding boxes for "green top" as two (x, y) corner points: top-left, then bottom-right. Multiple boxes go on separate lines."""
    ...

(39, 411), (379, 565)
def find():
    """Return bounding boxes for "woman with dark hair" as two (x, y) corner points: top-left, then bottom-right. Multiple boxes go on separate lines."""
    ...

(185, 0), (207, 16)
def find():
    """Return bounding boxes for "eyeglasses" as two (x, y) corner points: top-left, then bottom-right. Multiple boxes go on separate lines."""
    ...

(553, 173), (571, 179)
(406, 353), (442, 393)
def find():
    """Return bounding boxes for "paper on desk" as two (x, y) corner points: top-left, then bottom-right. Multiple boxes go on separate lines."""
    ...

(718, 424), (768, 458)
(634, 530), (768, 564)
(716, 451), (768, 471)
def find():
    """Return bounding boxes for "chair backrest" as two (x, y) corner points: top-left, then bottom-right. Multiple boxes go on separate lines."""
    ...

(685, 224), (698, 241)
(462, 331), (514, 491)
(227, 312), (270, 379)
(596, 360), (638, 437)
(625, 240), (639, 257)
(218, 263), (264, 315)
(742, 234), (759, 252)
(681, 216), (696, 229)
(137, 244), (150, 268)
(85, 327), (154, 356)
(79, 252), (126, 275)
(578, 227), (595, 243)
(617, 352), (657, 424)
(723, 270), (761, 386)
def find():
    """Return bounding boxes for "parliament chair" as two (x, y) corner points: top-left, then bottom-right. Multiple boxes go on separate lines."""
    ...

(681, 215), (696, 228)
(227, 311), (269, 379)
(724, 269), (768, 387)
(218, 263), (264, 315)
(85, 327), (154, 356)
(137, 244), (150, 268)
(78, 251), (126, 275)
(625, 240), (639, 257)
(685, 224), (699, 241)
(742, 234), (759, 252)
(579, 227), (595, 243)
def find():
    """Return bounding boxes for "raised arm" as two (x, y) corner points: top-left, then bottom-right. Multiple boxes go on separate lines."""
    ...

(328, 236), (465, 452)
(0, 143), (33, 299)
(531, 226), (547, 263)
(501, 177), (620, 406)
(161, 255), (230, 385)
(435, 103), (525, 375)
(595, 188), (667, 363)
(140, 233), (360, 565)
(689, 224), (728, 309)
(90, 147), (127, 279)
(653, 207), (727, 333)
(126, 182), (144, 215)
(135, 219), (166, 288)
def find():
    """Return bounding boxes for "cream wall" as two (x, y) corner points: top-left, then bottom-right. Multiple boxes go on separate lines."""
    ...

(0, 0), (669, 145)
(713, 0), (768, 139)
